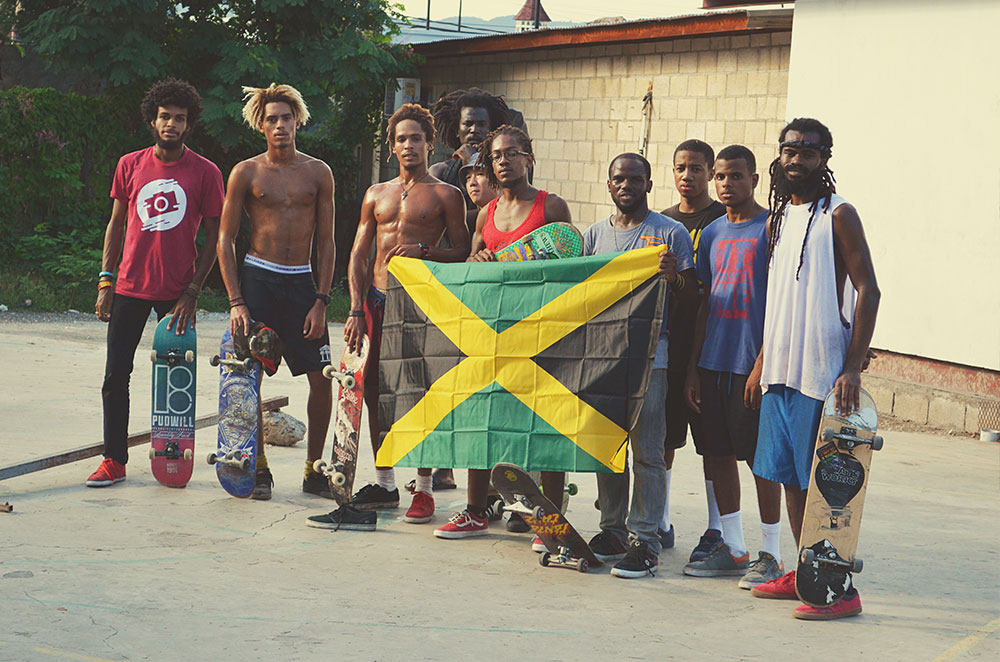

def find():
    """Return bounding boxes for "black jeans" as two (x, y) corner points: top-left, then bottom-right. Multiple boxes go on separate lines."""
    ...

(102, 293), (176, 464)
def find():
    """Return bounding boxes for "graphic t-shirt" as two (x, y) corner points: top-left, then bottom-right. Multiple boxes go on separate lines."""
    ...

(583, 210), (695, 369)
(695, 210), (769, 375)
(111, 147), (224, 300)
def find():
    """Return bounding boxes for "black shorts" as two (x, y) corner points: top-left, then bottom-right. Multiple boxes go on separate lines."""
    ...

(696, 368), (760, 461)
(242, 264), (331, 376)
(664, 369), (700, 450)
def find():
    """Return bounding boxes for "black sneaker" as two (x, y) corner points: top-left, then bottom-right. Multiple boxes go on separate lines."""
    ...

(305, 505), (376, 531)
(485, 495), (505, 522)
(350, 483), (399, 510)
(505, 511), (531, 533)
(588, 530), (629, 562)
(251, 467), (273, 500)
(611, 539), (659, 578)
(302, 472), (335, 499)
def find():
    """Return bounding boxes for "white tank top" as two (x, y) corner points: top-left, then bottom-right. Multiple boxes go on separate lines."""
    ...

(761, 193), (855, 401)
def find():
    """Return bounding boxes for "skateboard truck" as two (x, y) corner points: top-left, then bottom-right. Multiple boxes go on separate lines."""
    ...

(539, 545), (590, 573)
(313, 459), (348, 487)
(150, 348), (195, 366)
(149, 441), (194, 462)
(801, 543), (863, 573)
(821, 427), (884, 451)
(207, 450), (250, 471)
(322, 365), (355, 389)
(210, 355), (253, 371)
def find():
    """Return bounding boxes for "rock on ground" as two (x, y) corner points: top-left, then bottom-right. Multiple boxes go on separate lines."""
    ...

(262, 410), (305, 446)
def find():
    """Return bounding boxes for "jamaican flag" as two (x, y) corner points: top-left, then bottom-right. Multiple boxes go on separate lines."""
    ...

(375, 245), (666, 473)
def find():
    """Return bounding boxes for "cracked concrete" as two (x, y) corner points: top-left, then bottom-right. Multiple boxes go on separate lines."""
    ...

(1, 314), (998, 661)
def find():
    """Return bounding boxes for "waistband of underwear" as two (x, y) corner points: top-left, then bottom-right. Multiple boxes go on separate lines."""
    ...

(244, 254), (312, 274)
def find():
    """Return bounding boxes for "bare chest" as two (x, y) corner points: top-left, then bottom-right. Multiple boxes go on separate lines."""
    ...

(248, 168), (317, 210)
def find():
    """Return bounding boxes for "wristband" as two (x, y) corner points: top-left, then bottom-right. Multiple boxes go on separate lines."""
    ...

(185, 285), (201, 297)
(315, 293), (331, 305)
(348, 310), (365, 317)
(98, 280), (114, 291)
(99, 271), (114, 279)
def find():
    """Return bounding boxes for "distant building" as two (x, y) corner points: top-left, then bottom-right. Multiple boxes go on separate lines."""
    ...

(514, 1), (551, 32)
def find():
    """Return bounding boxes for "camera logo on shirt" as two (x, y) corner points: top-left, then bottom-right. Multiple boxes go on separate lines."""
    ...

(137, 178), (188, 232)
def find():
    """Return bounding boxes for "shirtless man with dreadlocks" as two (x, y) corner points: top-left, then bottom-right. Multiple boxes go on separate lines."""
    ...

(744, 118), (880, 620)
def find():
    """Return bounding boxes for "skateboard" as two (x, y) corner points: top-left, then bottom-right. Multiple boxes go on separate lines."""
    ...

(494, 222), (583, 262)
(207, 327), (262, 497)
(148, 314), (196, 487)
(796, 388), (883, 607)
(491, 463), (602, 573)
(314, 336), (369, 506)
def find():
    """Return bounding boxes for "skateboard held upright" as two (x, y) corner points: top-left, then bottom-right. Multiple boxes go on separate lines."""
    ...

(795, 387), (883, 607)
(494, 222), (583, 262)
(314, 336), (370, 506)
(491, 463), (602, 573)
(149, 314), (197, 487)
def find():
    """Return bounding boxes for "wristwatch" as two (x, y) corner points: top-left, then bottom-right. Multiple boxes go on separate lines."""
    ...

(419, 242), (430, 258)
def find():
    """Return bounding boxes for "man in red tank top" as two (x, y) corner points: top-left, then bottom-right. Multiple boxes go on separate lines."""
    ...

(435, 125), (575, 544)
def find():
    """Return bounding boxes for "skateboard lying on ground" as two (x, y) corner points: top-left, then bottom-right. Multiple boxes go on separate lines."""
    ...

(491, 463), (602, 573)
(207, 323), (281, 497)
(314, 336), (370, 506)
(148, 314), (196, 487)
(494, 222), (583, 262)
(796, 387), (883, 607)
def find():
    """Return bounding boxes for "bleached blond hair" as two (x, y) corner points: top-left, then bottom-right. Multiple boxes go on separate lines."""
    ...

(241, 83), (310, 131)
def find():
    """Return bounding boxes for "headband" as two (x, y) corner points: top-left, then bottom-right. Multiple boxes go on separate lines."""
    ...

(780, 139), (831, 157)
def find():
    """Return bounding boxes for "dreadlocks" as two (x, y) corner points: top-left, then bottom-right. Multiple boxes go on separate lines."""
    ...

(480, 125), (532, 190)
(432, 88), (511, 150)
(767, 118), (837, 279)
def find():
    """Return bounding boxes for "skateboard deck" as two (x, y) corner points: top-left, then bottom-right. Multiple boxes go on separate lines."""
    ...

(208, 328), (261, 498)
(315, 336), (369, 506)
(494, 222), (583, 262)
(491, 463), (602, 572)
(796, 388), (883, 607)
(149, 314), (196, 487)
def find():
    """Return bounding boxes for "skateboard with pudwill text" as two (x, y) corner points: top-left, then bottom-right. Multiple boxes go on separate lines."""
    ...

(314, 336), (369, 506)
(796, 387), (883, 607)
(494, 222), (583, 262)
(491, 463), (601, 573)
(148, 314), (196, 487)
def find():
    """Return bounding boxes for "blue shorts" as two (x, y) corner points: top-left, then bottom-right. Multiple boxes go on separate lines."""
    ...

(753, 385), (823, 490)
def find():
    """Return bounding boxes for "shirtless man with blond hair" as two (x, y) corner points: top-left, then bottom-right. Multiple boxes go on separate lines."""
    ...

(306, 103), (469, 530)
(218, 83), (336, 501)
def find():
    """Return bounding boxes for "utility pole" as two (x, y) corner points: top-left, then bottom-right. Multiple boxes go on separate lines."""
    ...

(426, 0), (431, 29)
(458, 0), (462, 31)
(533, 0), (540, 30)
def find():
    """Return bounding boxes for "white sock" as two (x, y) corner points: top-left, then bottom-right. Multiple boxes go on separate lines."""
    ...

(660, 468), (673, 531)
(375, 468), (396, 491)
(761, 521), (782, 565)
(415, 474), (432, 496)
(720, 511), (747, 557)
(706, 480), (722, 531)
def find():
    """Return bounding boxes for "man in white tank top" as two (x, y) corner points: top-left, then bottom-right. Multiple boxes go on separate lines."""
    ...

(745, 119), (880, 619)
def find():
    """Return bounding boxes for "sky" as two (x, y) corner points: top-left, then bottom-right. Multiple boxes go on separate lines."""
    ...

(396, 1), (706, 23)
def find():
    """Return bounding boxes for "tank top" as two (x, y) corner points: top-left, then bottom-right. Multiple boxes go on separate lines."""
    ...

(482, 190), (548, 252)
(760, 193), (856, 401)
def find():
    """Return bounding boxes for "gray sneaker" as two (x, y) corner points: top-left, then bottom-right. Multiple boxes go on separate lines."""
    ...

(683, 542), (749, 577)
(738, 551), (784, 589)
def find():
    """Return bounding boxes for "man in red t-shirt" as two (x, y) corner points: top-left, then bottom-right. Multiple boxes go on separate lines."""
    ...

(87, 79), (224, 487)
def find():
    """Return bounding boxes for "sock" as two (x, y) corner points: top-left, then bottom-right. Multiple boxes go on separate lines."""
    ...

(304, 459), (316, 479)
(468, 503), (487, 519)
(660, 468), (673, 531)
(706, 480), (722, 531)
(415, 474), (432, 496)
(720, 511), (747, 557)
(256, 453), (268, 471)
(761, 520), (782, 565)
(375, 468), (395, 491)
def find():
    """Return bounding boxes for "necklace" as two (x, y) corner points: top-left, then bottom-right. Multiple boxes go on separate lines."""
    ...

(401, 174), (425, 200)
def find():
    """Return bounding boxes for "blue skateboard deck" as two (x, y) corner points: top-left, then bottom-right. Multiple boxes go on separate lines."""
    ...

(208, 328), (261, 498)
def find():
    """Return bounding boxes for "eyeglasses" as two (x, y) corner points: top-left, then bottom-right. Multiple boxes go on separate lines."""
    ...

(490, 148), (531, 161)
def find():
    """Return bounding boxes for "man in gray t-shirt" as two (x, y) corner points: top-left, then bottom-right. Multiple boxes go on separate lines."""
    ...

(581, 153), (697, 579)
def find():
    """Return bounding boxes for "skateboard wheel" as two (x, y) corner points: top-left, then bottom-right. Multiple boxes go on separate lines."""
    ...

(150, 350), (158, 363)
(532, 506), (544, 520)
(852, 558), (863, 573)
(871, 435), (884, 451)
(594, 499), (600, 510)
(207, 453), (217, 465)
(539, 552), (551, 567)
(576, 558), (588, 573)
(802, 548), (816, 564)
(342, 376), (355, 389)
(332, 472), (347, 487)
(322, 365), (336, 380)
(821, 427), (834, 442)
(239, 459), (250, 472)
(184, 350), (194, 363)
(313, 459), (328, 473)
(183, 448), (193, 461)
(210, 355), (221, 367)
(149, 448), (156, 460)
(566, 483), (578, 496)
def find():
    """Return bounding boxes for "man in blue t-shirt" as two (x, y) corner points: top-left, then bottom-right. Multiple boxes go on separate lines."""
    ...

(681, 145), (783, 587)
(583, 153), (697, 578)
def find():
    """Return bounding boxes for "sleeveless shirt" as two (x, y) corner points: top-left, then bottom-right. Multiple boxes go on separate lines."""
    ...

(482, 190), (548, 252)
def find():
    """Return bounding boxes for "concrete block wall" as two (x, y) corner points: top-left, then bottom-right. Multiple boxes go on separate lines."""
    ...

(418, 31), (791, 229)
(864, 375), (999, 434)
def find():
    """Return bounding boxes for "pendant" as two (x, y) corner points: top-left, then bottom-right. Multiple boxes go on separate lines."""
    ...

(402, 190), (408, 200)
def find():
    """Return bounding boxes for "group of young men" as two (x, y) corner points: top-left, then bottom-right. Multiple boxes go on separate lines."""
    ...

(88, 79), (878, 621)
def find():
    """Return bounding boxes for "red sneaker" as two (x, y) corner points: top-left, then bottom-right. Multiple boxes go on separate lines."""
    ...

(433, 510), (488, 539)
(531, 536), (547, 553)
(403, 490), (434, 523)
(793, 591), (862, 620)
(86, 458), (126, 487)
(750, 570), (798, 599)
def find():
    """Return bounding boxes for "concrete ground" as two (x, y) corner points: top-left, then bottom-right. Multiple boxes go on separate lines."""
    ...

(1, 312), (998, 662)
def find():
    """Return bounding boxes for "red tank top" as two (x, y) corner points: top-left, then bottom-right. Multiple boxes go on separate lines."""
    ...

(482, 190), (548, 252)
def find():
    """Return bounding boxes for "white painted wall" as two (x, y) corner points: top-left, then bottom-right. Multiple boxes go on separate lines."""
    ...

(785, 0), (1000, 371)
